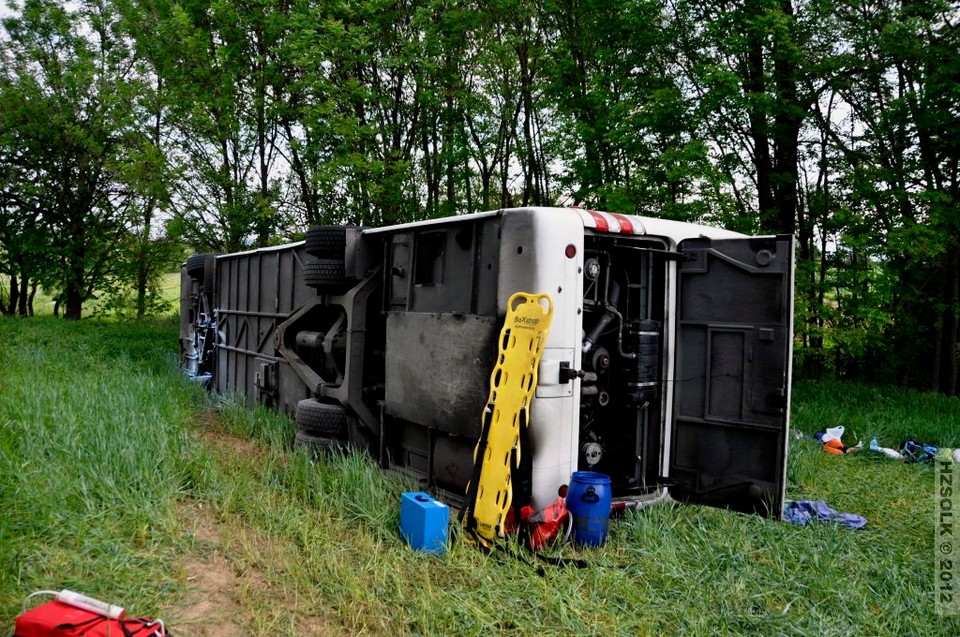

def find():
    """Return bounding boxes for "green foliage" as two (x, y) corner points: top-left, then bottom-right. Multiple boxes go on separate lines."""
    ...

(2, 0), (960, 393)
(117, 0), (289, 251)
(792, 0), (960, 391)
(539, 0), (718, 217)
(0, 0), (173, 319)
(93, 237), (183, 319)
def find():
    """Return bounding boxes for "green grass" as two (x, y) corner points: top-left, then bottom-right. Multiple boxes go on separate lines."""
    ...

(1, 317), (959, 635)
(793, 380), (960, 447)
(158, 271), (182, 308)
(8, 270), (182, 317)
(0, 317), (202, 622)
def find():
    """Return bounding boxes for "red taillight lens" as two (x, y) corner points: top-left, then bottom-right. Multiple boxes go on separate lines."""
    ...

(565, 244), (577, 259)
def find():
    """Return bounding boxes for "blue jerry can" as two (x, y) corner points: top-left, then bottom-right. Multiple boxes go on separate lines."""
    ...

(400, 492), (449, 554)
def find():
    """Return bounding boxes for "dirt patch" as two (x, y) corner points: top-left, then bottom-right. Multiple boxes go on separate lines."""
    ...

(167, 501), (249, 636)
(196, 427), (263, 460)
(177, 556), (244, 636)
(165, 428), (342, 636)
(170, 501), (342, 636)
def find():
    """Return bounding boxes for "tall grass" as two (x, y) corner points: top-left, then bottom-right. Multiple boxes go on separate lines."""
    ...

(792, 379), (960, 447)
(0, 317), (203, 622)
(1, 318), (959, 635)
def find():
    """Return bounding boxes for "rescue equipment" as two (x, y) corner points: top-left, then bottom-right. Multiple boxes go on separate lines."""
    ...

(463, 292), (553, 546)
(520, 495), (572, 551)
(14, 591), (168, 637)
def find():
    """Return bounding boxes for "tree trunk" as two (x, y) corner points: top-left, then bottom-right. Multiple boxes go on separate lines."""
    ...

(464, 156), (473, 214)
(135, 203), (153, 321)
(137, 81), (163, 320)
(136, 247), (149, 320)
(937, 240), (959, 395)
(27, 281), (37, 317)
(742, 2), (776, 230)
(282, 119), (318, 224)
(427, 117), (440, 216)
(771, 0), (800, 237)
(516, 38), (541, 206)
(65, 252), (85, 320)
(17, 273), (28, 316)
(9, 274), (19, 315)
(501, 127), (513, 207)
(65, 284), (83, 320)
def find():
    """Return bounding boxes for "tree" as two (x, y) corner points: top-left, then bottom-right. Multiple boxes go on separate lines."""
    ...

(813, 0), (960, 391)
(0, 0), (150, 320)
(541, 0), (723, 217)
(0, 150), (43, 315)
(669, 0), (819, 236)
(121, 0), (287, 252)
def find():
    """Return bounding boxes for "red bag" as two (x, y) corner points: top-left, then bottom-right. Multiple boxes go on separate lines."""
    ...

(14, 600), (168, 637)
(524, 496), (570, 550)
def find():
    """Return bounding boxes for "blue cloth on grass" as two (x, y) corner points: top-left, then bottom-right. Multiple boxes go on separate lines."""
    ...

(900, 440), (938, 463)
(782, 500), (867, 529)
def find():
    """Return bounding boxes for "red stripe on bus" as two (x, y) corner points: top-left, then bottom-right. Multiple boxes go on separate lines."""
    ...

(586, 210), (609, 232)
(610, 213), (634, 233)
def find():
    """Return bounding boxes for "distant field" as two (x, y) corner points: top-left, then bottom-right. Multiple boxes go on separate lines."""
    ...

(16, 270), (182, 317)
(1, 317), (959, 635)
(158, 271), (181, 311)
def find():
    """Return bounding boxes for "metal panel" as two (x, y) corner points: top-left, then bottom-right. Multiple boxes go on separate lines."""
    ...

(384, 312), (499, 438)
(669, 235), (794, 517)
(213, 245), (313, 413)
(387, 216), (501, 317)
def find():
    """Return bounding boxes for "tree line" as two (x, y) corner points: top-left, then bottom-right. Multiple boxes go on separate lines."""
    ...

(1, 0), (958, 394)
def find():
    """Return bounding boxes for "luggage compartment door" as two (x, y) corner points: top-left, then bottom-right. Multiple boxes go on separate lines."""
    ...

(669, 235), (793, 517)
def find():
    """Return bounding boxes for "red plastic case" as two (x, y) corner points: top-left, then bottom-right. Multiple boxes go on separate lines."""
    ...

(14, 600), (166, 636)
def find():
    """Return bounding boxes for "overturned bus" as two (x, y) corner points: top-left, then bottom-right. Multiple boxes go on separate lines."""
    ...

(180, 207), (794, 517)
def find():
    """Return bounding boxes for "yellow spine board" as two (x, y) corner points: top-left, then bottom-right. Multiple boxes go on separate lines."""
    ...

(469, 292), (553, 546)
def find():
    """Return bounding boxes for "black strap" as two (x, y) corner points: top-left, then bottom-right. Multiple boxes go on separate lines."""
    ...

(124, 617), (169, 636)
(511, 409), (532, 520)
(54, 615), (167, 637)
(532, 552), (589, 571)
(120, 619), (137, 637)
(458, 402), (496, 532)
(483, 535), (590, 576)
(140, 622), (161, 637)
(56, 616), (105, 633)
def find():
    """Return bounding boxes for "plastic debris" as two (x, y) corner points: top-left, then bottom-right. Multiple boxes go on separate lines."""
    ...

(815, 426), (859, 455)
(782, 500), (867, 529)
(519, 496), (571, 551)
(817, 425), (845, 444)
(869, 437), (904, 460)
(900, 440), (938, 463)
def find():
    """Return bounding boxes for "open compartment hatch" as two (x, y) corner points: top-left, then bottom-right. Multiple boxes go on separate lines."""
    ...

(669, 235), (794, 517)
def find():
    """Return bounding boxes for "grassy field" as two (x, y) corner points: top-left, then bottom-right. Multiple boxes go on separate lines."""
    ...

(1, 317), (959, 635)
(10, 271), (182, 316)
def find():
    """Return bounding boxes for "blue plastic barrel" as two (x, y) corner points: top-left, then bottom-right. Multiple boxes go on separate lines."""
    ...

(566, 471), (612, 547)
